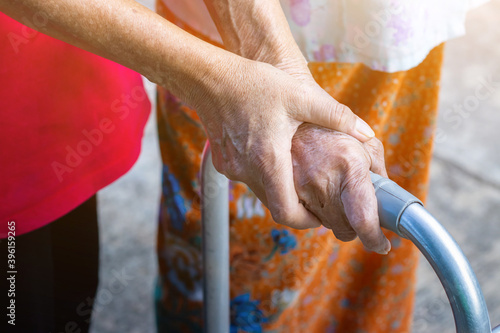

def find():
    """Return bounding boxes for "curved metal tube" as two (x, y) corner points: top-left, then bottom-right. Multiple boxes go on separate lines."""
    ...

(371, 172), (493, 332)
(201, 149), (497, 333)
(399, 204), (491, 333)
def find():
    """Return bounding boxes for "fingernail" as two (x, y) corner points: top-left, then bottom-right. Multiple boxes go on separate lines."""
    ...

(380, 240), (392, 255)
(356, 118), (375, 139)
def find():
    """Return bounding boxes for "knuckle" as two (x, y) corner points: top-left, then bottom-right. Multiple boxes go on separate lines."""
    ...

(270, 208), (291, 225)
(213, 160), (238, 181)
(333, 229), (357, 242)
(342, 163), (368, 188)
(211, 152), (245, 181)
(363, 239), (383, 252)
(226, 161), (243, 180)
(331, 103), (353, 130)
(335, 145), (357, 169)
(223, 172), (239, 181)
(343, 144), (361, 161)
(350, 218), (372, 234)
(373, 137), (384, 151)
(331, 103), (345, 129)
(372, 138), (386, 160)
(350, 217), (379, 242)
(345, 148), (372, 175)
(211, 157), (225, 174)
(335, 139), (363, 161)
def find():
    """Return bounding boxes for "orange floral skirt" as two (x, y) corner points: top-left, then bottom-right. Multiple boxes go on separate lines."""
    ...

(155, 2), (445, 332)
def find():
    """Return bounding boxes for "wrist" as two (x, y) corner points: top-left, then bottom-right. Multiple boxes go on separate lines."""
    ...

(249, 38), (308, 71)
(204, 0), (308, 72)
(156, 41), (246, 115)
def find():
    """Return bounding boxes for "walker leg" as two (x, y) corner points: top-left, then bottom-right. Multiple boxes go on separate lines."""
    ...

(201, 142), (230, 333)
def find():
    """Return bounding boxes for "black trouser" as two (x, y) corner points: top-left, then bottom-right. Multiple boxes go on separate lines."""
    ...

(1, 196), (99, 333)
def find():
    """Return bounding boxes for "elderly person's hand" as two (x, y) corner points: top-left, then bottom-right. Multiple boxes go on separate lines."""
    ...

(291, 124), (391, 254)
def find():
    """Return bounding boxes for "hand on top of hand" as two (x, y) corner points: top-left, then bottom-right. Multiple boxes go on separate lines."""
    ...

(291, 124), (391, 254)
(191, 56), (375, 231)
(194, 0), (385, 247)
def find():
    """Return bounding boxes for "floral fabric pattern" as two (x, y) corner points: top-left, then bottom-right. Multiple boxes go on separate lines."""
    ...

(265, 229), (297, 260)
(155, 3), (445, 332)
(231, 294), (269, 333)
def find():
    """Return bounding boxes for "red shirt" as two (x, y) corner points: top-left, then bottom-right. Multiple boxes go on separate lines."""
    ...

(0, 12), (151, 237)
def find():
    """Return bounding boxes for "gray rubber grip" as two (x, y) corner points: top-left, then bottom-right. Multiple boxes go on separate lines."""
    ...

(370, 172), (423, 238)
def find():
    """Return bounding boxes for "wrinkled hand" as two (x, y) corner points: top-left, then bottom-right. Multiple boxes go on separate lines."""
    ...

(291, 124), (391, 254)
(191, 57), (375, 230)
(265, 48), (392, 254)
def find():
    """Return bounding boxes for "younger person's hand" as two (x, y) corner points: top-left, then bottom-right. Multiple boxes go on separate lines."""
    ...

(193, 58), (374, 231)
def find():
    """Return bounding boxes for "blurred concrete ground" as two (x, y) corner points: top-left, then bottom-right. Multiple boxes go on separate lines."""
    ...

(92, 1), (500, 332)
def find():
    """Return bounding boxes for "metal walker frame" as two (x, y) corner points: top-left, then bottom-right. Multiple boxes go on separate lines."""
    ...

(200, 143), (499, 333)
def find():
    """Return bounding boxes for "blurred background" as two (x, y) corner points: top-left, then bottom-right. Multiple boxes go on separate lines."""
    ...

(91, 0), (500, 332)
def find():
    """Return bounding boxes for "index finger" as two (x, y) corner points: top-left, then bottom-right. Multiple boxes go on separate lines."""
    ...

(261, 149), (322, 230)
(341, 171), (391, 254)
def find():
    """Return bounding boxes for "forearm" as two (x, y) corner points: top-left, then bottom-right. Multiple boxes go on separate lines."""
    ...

(204, 0), (308, 72)
(0, 0), (239, 107)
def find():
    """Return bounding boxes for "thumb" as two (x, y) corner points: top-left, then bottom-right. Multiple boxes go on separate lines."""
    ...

(297, 90), (375, 142)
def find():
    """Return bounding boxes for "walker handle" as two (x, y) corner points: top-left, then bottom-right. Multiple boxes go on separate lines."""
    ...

(201, 145), (496, 333)
(371, 172), (493, 333)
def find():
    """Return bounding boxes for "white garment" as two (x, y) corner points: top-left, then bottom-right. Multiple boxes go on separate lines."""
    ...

(162, 0), (489, 72)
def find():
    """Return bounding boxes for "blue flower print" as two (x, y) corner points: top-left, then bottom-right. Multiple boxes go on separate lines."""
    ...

(230, 294), (268, 333)
(162, 165), (187, 230)
(264, 229), (297, 261)
(272, 229), (297, 254)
